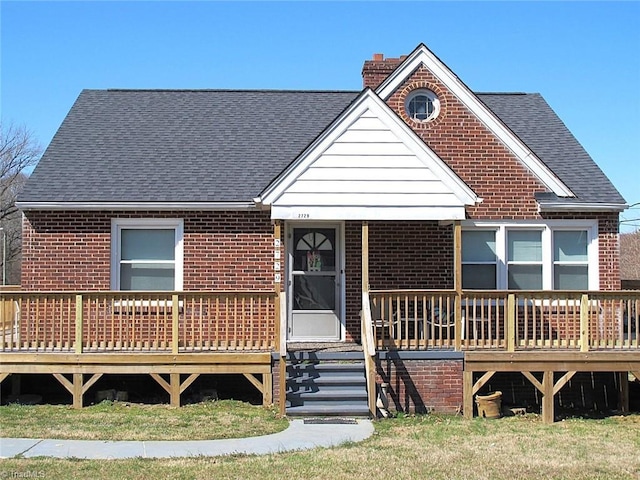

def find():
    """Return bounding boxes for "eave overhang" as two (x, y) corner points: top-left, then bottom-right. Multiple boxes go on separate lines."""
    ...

(16, 201), (257, 211)
(537, 201), (628, 213)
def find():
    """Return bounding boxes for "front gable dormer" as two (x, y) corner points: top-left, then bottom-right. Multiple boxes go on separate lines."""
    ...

(363, 44), (575, 218)
(259, 89), (478, 220)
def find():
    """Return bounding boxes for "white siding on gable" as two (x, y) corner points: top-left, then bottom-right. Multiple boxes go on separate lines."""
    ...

(262, 91), (478, 220)
(276, 108), (459, 212)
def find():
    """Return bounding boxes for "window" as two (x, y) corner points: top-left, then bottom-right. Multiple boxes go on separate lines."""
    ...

(461, 222), (597, 290)
(553, 230), (589, 290)
(111, 219), (184, 290)
(405, 90), (440, 122)
(507, 230), (542, 289)
(462, 230), (497, 289)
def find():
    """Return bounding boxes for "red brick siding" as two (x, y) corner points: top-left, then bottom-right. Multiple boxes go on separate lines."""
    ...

(376, 357), (463, 414)
(344, 221), (454, 342)
(22, 210), (275, 291)
(362, 57), (404, 89)
(386, 65), (546, 219)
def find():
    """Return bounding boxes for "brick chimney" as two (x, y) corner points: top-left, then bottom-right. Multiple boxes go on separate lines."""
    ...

(362, 53), (407, 89)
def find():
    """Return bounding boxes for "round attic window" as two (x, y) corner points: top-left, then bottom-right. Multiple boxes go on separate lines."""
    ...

(406, 90), (440, 122)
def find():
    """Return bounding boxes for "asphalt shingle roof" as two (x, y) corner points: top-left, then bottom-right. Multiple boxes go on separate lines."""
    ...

(20, 90), (359, 203)
(19, 89), (625, 206)
(477, 93), (626, 205)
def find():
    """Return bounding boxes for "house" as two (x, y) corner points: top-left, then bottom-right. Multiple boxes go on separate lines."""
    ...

(3, 44), (638, 422)
(621, 232), (640, 290)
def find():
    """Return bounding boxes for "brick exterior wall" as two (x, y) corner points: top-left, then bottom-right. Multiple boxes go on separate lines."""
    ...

(376, 356), (463, 413)
(21, 210), (275, 291)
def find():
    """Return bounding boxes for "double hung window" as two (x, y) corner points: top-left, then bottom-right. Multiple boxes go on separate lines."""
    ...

(111, 219), (184, 291)
(461, 222), (597, 290)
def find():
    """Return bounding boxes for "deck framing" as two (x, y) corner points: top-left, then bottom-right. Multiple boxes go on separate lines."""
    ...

(0, 352), (273, 408)
(463, 351), (640, 423)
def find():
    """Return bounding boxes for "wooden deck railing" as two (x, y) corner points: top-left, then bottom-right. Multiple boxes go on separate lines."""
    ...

(369, 289), (640, 351)
(1, 291), (277, 353)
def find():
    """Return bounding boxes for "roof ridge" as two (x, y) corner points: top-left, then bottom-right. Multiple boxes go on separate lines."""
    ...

(102, 88), (361, 94)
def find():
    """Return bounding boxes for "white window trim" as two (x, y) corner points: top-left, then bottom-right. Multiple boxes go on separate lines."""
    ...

(406, 89), (440, 122)
(111, 218), (184, 291)
(462, 220), (599, 290)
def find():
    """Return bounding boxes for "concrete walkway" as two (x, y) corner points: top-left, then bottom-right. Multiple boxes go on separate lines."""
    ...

(0, 419), (374, 459)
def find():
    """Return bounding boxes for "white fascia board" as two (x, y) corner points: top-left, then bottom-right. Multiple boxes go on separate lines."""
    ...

(271, 205), (467, 221)
(16, 201), (256, 211)
(537, 201), (628, 213)
(376, 44), (574, 198)
(260, 89), (478, 207)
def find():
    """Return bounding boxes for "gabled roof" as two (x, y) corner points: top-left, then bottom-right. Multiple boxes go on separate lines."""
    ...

(18, 88), (625, 211)
(376, 43), (576, 199)
(259, 89), (478, 220)
(19, 89), (358, 207)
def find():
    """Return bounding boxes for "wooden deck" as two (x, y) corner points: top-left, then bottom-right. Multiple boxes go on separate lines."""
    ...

(464, 351), (640, 423)
(0, 351), (273, 408)
(365, 289), (640, 422)
(0, 291), (278, 408)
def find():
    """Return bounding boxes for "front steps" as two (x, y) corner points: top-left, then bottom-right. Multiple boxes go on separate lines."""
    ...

(285, 350), (370, 417)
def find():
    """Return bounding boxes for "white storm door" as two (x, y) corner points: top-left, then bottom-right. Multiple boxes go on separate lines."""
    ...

(288, 225), (342, 341)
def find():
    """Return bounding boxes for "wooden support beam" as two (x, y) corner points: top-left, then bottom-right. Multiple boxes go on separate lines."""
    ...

(263, 370), (273, 406)
(0, 373), (9, 384)
(553, 371), (576, 396)
(618, 372), (629, 413)
(472, 371), (497, 395)
(179, 373), (200, 395)
(279, 356), (286, 415)
(542, 371), (554, 424)
(454, 221), (462, 352)
(172, 294), (179, 355)
(243, 372), (264, 398)
(150, 373), (171, 394)
(463, 370), (473, 419)
(75, 294), (83, 354)
(170, 373), (180, 407)
(362, 221), (369, 292)
(506, 294), (516, 352)
(82, 373), (103, 395)
(53, 373), (73, 394)
(580, 294), (589, 352)
(522, 371), (544, 393)
(73, 373), (83, 409)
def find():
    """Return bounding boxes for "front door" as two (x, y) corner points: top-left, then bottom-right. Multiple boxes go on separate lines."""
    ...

(288, 225), (342, 341)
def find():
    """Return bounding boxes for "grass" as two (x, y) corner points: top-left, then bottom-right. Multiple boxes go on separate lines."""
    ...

(0, 400), (287, 441)
(1, 411), (639, 480)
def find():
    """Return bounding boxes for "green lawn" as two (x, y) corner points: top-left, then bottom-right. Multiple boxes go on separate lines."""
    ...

(0, 400), (287, 441)
(1, 409), (638, 480)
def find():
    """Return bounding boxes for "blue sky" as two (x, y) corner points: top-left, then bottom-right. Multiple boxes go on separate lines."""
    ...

(1, 1), (639, 231)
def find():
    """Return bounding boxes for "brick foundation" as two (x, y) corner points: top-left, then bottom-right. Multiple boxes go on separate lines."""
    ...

(376, 352), (463, 414)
